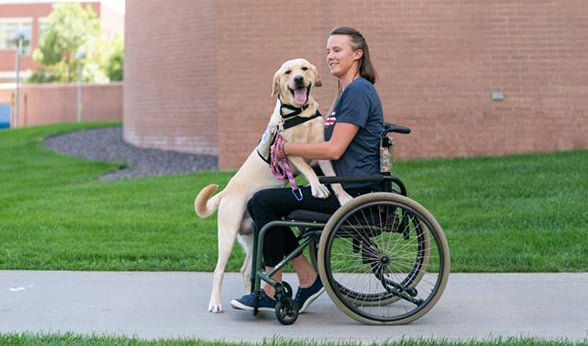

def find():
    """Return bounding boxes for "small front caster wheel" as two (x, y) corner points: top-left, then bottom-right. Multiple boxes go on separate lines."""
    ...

(275, 281), (294, 299)
(275, 299), (298, 325)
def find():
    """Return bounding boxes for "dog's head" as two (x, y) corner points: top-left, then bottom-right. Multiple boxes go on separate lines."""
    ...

(272, 58), (322, 107)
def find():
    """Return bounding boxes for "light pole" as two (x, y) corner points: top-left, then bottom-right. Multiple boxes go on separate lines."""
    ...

(75, 50), (86, 123)
(11, 30), (25, 129)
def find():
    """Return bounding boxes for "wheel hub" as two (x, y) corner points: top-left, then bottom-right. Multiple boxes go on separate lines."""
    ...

(379, 254), (390, 265)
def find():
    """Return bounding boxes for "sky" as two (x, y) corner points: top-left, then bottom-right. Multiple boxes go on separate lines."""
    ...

(101, 0), (125, 15)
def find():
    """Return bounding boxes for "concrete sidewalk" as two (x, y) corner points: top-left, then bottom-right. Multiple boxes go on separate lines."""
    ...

(1, 271), (587, 343)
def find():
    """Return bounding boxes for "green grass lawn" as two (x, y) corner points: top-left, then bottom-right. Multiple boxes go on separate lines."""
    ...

(1, 122), (586, 273)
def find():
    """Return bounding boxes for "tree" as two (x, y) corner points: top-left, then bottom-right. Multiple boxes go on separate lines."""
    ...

(29, 2), (123, 83)
(103, 34), (124, 81)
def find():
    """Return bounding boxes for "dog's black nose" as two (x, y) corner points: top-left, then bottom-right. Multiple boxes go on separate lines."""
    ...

(294, 75), (305, 86)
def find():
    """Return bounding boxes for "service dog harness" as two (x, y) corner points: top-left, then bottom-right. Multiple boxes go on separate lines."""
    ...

(256, 97), (322, 201)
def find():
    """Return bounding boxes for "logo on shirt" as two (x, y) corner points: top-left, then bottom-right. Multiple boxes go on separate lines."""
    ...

(325, 110), (336, 128)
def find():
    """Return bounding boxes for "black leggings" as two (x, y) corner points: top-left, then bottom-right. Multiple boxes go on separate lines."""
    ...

(247, 185), (372, 266)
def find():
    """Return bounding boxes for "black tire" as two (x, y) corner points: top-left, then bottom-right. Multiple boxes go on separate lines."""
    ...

(276, 281), (294, 299)
(317, 192), (450, 325)
(275, 299), (299, 325)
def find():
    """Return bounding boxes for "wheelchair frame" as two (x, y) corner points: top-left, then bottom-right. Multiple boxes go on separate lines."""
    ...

(249, 123), (451, 325)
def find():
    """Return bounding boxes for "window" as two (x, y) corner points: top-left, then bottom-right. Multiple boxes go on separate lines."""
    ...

(38, 17), (49, 42)
(0, 18), (33, 55)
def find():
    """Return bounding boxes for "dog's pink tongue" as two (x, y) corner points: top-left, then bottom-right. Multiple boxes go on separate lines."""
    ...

(294, 88), (307, 105)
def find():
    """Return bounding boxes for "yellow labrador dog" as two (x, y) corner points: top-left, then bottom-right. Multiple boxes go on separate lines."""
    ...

(195, 58), (352, 313)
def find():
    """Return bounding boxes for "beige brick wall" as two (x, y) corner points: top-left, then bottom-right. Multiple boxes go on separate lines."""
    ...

(4, 82), (121, 127)
(124, 0), (588, 169)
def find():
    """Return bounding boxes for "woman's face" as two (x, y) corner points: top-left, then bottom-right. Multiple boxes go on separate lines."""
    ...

(326, 34), (362, 79)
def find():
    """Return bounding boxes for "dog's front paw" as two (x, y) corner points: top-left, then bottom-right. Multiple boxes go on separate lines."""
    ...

(311, 183), (331, 199)
(208, 301), (223, 313)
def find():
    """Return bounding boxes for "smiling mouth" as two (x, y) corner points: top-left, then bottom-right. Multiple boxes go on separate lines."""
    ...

(289, 85), (311, 106)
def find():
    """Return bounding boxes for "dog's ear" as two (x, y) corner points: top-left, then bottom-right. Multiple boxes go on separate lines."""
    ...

(315, 74), (322, 88)
(271, 70), (280, 96)
(312, 65), (322, 87)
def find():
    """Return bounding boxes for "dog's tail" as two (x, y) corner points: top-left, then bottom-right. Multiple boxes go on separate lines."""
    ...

(194, 184), (221, 218)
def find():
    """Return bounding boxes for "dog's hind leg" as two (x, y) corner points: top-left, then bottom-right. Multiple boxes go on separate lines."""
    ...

(208, 198), (246, 313)
(237, 217), (254, 293)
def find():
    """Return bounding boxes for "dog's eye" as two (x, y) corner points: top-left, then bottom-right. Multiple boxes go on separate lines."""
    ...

(285, 70), (291, 75)
(301, 67), (308, 71)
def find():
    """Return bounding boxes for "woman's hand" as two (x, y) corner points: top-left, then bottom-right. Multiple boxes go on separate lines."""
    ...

(271, 136), (287, 161)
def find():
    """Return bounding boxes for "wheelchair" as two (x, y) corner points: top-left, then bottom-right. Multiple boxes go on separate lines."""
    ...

(249, 123), (451, 325)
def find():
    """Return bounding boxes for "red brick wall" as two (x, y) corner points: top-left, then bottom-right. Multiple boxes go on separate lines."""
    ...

(123, 0), (218, 155)
(125, 0), (588, 169)
(371, 1), (588, 159)
(6, 82), (122, 127)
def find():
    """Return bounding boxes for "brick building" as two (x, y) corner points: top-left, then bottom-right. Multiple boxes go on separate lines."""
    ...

(0, 0), (124, 128)
(105, 1), (588, 168)
(0, 0), (124, 82)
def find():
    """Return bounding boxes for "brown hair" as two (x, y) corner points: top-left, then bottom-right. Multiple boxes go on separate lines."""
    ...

(329, 26), (377, 84)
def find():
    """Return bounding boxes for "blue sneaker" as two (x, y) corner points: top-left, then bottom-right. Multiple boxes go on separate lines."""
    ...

(230, 290), (276, 311)
(295, 276), (325, 313)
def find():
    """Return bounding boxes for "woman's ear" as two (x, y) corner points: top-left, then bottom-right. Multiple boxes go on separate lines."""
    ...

(353, 49), (364, 61)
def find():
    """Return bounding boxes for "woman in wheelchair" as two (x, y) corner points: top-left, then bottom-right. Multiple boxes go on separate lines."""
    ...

(230, 26), (385, 313)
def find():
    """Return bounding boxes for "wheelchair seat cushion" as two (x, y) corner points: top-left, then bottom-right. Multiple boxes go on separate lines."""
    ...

(286, 209), (331, 223)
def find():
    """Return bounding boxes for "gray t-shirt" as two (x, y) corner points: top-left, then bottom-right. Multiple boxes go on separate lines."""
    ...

(324, 78), (384, 189)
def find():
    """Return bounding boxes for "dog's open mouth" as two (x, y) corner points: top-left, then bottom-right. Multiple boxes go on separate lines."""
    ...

(290, 86), (311, 106)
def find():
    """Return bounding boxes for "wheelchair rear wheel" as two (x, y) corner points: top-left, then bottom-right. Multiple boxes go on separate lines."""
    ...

(317, 192), (450, 325)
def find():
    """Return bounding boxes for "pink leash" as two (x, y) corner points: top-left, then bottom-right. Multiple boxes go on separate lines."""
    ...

(271, 133), (303, 201)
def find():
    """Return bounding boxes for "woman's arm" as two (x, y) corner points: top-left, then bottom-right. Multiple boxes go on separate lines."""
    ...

(283, 122), (359, 160)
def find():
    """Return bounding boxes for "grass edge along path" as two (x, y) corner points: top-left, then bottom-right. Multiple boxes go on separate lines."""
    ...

(0, 333), (586, 345)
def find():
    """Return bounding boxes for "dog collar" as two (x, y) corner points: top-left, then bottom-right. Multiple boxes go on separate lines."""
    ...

(278, 94), (321, 130)
(280, 102), (309, 117)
